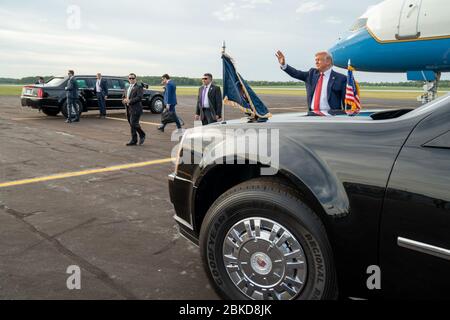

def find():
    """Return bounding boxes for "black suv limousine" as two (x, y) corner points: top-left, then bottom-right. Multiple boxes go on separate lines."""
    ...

(21, 75), (164, 117)
(169, 95), (450, 300)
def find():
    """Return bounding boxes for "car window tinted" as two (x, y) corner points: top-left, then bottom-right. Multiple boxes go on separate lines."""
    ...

(108, 79), (124, 90)
(123, 80), (130, 88)
(76, 78), (91, 89)
(45, 77), (66, 86)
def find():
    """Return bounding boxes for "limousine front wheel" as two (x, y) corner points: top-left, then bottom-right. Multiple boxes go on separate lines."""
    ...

(150, 97), (164, 114)
(199, 178), (338, 300)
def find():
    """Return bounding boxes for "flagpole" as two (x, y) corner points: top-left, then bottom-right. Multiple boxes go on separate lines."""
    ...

(221, 41), (226, 123)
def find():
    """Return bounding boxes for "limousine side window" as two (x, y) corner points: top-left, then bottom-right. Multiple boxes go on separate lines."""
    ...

(108, 79), (124, 90)
(75, 78), (91, 89)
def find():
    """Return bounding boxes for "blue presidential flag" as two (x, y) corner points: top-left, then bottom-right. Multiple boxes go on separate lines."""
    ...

(222, 53), (271, 120)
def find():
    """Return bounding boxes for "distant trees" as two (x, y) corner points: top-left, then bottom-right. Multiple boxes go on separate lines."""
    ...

(1, 76), (448, 88)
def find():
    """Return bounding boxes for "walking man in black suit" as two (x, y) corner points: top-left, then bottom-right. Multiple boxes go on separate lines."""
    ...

(95, 73), (108, 118)
(122, 73), (146, 146)
(195, 73), (222, 125)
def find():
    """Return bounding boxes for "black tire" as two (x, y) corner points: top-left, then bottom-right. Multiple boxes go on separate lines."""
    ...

(61, 100), (82, 119)
(41, 108), (59, 116)
(199, 177), (338, 300)
(149, 96), (164, 114)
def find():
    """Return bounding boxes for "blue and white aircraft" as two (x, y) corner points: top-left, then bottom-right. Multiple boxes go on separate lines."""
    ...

(329, 0), (450, 102)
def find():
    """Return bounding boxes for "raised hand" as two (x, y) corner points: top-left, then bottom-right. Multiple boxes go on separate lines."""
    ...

(276, 50), (286, 66)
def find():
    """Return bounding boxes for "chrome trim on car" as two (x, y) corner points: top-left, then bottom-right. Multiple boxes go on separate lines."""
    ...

(174, 214), (194, 231)
(169, 173), (193, 184)
(398, 237), (450, 261)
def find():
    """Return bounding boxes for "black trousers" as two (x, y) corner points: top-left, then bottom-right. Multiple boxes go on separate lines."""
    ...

(201, 108), (217, 126)
(127, 108), (145, 143)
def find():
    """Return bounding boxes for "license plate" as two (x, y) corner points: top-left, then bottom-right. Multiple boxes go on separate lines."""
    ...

(25, 89), (33, 95)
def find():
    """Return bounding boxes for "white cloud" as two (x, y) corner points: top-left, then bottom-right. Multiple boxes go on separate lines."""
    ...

(325, 16), (343, 24)
(213, 3), (239, 21)
(296, 1), (325, 14)
(240, 0), (272, 9)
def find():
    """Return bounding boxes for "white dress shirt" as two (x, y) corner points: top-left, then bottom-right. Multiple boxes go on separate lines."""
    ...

(312, 68), (332, 112)
(202, 84), (211, 108)
(281, 64), (333, 112)
(127, 83), (134, 100)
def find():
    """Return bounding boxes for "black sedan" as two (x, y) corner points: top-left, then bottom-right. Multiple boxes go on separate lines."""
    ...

(168, 94), (450, 300)
(20, 75), (164, 117)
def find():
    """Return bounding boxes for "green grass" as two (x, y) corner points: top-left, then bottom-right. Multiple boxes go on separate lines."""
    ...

(0, 85), (22, 96)
(171, 86), (449, 100)
(3, 84), (449, 101)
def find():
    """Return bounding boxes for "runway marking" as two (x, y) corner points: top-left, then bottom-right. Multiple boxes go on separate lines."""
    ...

(105, 116), (161, 126)
(270, 107), (305, 110)
(11, 117), (53, 121)
(0, 158), (175, 188)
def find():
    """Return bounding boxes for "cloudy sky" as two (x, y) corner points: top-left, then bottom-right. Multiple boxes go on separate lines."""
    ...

(0, 0), (443, 82)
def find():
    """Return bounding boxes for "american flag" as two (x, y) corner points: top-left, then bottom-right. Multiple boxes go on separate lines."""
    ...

(345, 60), (361, 115)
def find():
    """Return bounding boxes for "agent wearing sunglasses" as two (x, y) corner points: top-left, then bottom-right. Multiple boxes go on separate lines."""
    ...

(122, 73), (146, 146)
(195, 73), (222, 125)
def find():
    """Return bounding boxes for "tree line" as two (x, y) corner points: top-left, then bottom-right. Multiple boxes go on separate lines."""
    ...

(1, 76), (449, 88)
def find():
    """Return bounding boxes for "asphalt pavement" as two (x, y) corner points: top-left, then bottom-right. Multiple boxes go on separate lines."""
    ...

(0, 94), (421, 299)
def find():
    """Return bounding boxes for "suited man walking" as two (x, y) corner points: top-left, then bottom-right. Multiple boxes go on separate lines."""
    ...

(64, 70), (80, 123)
(195, 73), (222, 125)
(122, 73), (146, 146)
(276, 51), (347, 115)
(158, 74), (182, 132)
(95, 73), (108, 118)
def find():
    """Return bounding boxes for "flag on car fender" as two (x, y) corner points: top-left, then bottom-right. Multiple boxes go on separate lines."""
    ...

(222, 53), (271, 121)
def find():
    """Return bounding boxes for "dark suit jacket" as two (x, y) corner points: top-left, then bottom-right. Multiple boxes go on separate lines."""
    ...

(196, 84), (223, 118)
(283, 65), (347, 111)
(164, 80), (177, 106)
(65, 77), (79, 99)
(122, 84), (143, 113)
(95, 78), (108, 96)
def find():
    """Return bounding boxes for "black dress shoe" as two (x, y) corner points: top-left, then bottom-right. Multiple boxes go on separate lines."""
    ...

(126, 141), (137, 146)
(157, 125), (164, 132)
(139, 135), (146, 145)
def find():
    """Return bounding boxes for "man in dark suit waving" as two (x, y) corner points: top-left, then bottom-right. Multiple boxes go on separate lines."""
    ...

(276, 51), (347, 116)
(195, 73), (222, 125)
(122, 73), (146, 146)
(95, 73), (108, 118)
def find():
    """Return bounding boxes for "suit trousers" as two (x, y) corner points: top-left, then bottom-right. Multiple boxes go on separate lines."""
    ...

(201, 108), (217, 126)
(161, 104), (182, 129)
(67, 98), (79, 121)
(96, 92), (106, 116)
(127, 108), (145, 143)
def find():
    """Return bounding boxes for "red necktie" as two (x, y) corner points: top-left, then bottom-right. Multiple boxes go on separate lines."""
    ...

(313, 73), (324, 115)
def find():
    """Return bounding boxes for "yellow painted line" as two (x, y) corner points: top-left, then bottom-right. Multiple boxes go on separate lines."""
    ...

(11, 117), (52, 121)
(105, 116), (161, 126)
(270, 107), (305, 110)
(0, 158), (175, 188)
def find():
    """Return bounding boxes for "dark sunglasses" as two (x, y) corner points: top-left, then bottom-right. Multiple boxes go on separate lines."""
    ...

(202, 78), (208, 80)
(128, 77), (136, 80)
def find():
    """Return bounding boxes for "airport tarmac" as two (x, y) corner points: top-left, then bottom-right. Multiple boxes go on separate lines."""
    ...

(0, 94), (421, 299)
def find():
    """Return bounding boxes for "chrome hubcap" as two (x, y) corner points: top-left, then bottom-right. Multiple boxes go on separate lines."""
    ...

(154, 99), (164, 112)
(222, 218), (307, 300)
